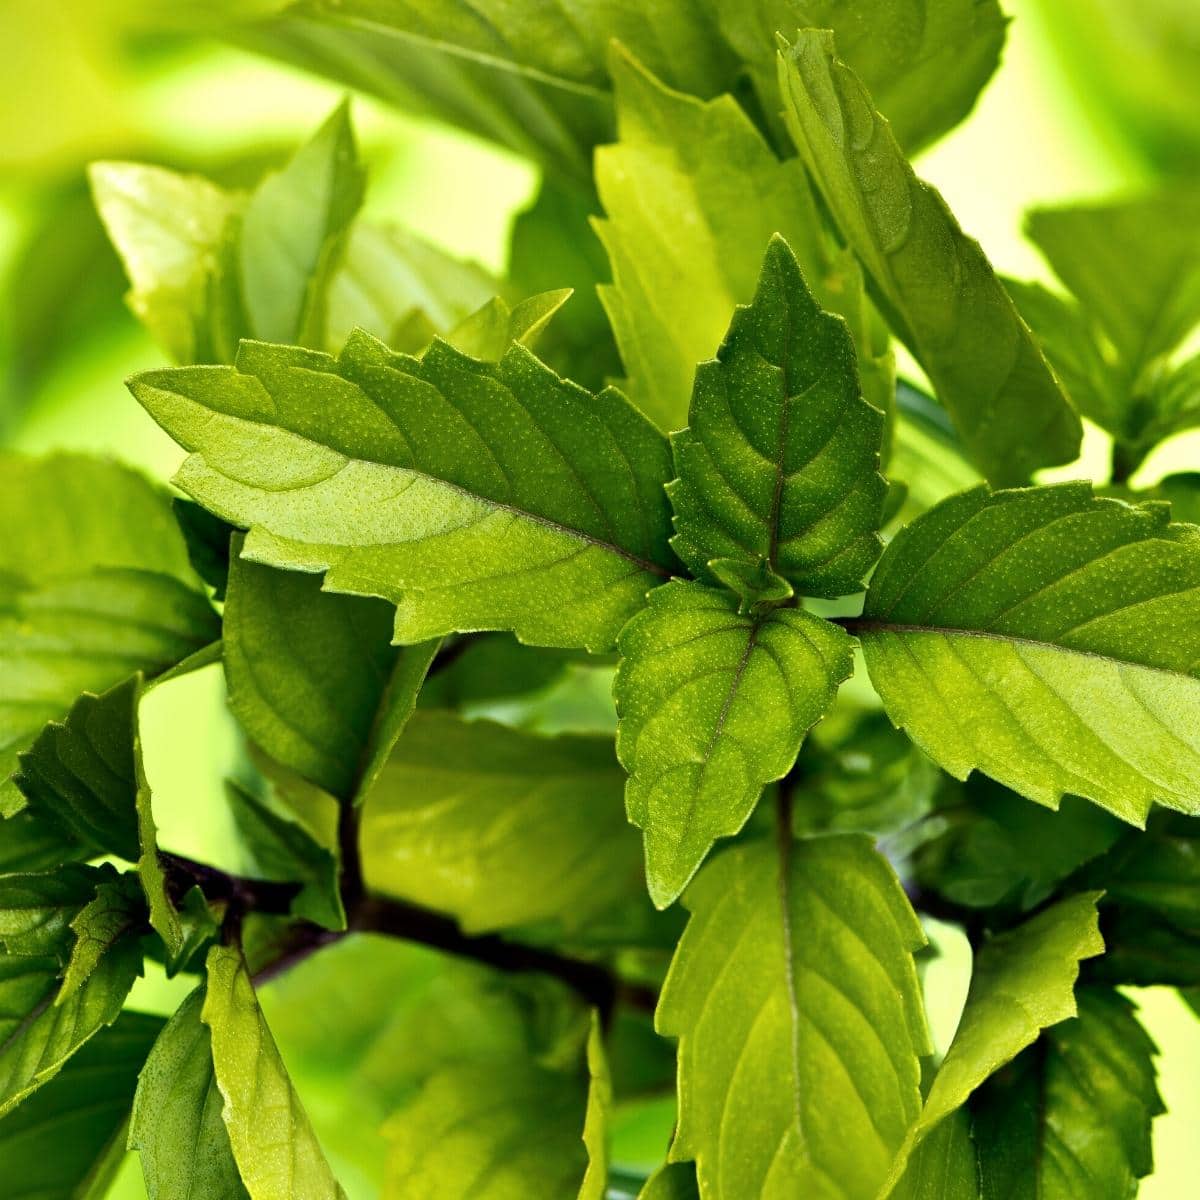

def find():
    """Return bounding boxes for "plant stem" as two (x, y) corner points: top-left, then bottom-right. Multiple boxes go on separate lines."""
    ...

(163, 850), (651, 1017)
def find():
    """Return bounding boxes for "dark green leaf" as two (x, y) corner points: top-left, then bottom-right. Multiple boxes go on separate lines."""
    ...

(971, 989), (1162, 1200)
(882, 893), (1104, 1191)
(0, 920), (144, 1118)
(0, 1012), (162, 1200)
(615, 580), (853, 906)
(223, 540), (438, 803)
(0, 863), (105, 960)
(778, 31), (1080, 486)
(131, 332), (676, 652)
(226, 779), (344, 931)
(668, 235), (886, 598)
(1078, 812), (1200, 986)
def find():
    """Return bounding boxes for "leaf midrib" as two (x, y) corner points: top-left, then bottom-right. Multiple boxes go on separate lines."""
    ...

(202, 440), (672, 579)
(850, 620), (1195, 682)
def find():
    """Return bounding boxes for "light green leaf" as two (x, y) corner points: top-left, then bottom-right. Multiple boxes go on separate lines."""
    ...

(131, 332), (676, 653)
(226, 779), (344, 931)
(971, 989), (1162, 1200)
(1026, 186), (1200, 383)
(326, 221), (498, 352)
(444, 289), (572, 362)
(360, 711), (647, 935)
(579, 1014), (612, 1200)
(0, 921), (144, 1119)
(0, 1012), (162, 1200)
(594, 47), (825, 431)
(130, 987), (250, 1200)
(594, 47), (892, 436)
(658, 835), (929, 1199)
(778, 31), (1080, 486)
(223, 540), (438, 803)
(1004, 278), (1122, 437)
(0, 455), (217, 817)
(856, 482), (1200, 824)
(56, 871), (146, 1004)
(239, 101), (365, 347)
(202, 943), (346, 1200)
(668, 235), (885, 599)
(882, 893), (1104, 1192)
(382, 1059), (589, 1200)
(615, 580), (853, 907)
(0, 863), (103, 959)
(88, 161), (241, 364)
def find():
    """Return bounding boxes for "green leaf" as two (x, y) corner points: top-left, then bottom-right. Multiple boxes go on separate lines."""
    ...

(889, 1110), (979, 1200)
(416, 635), (575, 710)
(658, 835), (929, 1199)
(88, 160), (241, 364)
(130, 987), (250, 1200)
(1077, 812), (1200, 987)
(326, 222), (498, 353)
(793, 709), (941, 838)
(0, 454), (218, 817)
(201, 943), (346, 1200)
(714, 0), (1005, 154)
(0, 1012), (162, 1200)
(239, 101), (366, 347)
(0, 863), (105, 959)
(856, 482), (1200, 824)
(226, 779), (344, 931)
(56, 871), (146, 1004)
(914, 784), (1123, 912)
(0, 808), (82, 874)
(508, 176), (622, 390)
(13, 677), (143, 861)
(382, 1060), (589, 1200)
(579, 1014), (612, 1200)
(223, 540), (438, 803)
(882, 893), (1104, 1190)
(0, 917), (144, 1119)
(778, 31), (1080, 486)
(360, 711), (647, 935)
(668, 235), (885, 599)
(615, 580), (853, 906)
(594, 48), (892, 436)
(173, 497), (234, 600)
(971, 989), (1162, 1200)
(131, 332), (676, 653)
(1026, 186), (1200, 384)
(444, 289), (572, 362)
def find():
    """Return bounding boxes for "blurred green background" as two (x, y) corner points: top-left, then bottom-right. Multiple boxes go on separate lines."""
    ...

(1, 1), (1196, 1195)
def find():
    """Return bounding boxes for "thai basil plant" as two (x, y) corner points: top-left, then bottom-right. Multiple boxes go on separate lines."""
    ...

(3, 3), (1200, 1198)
